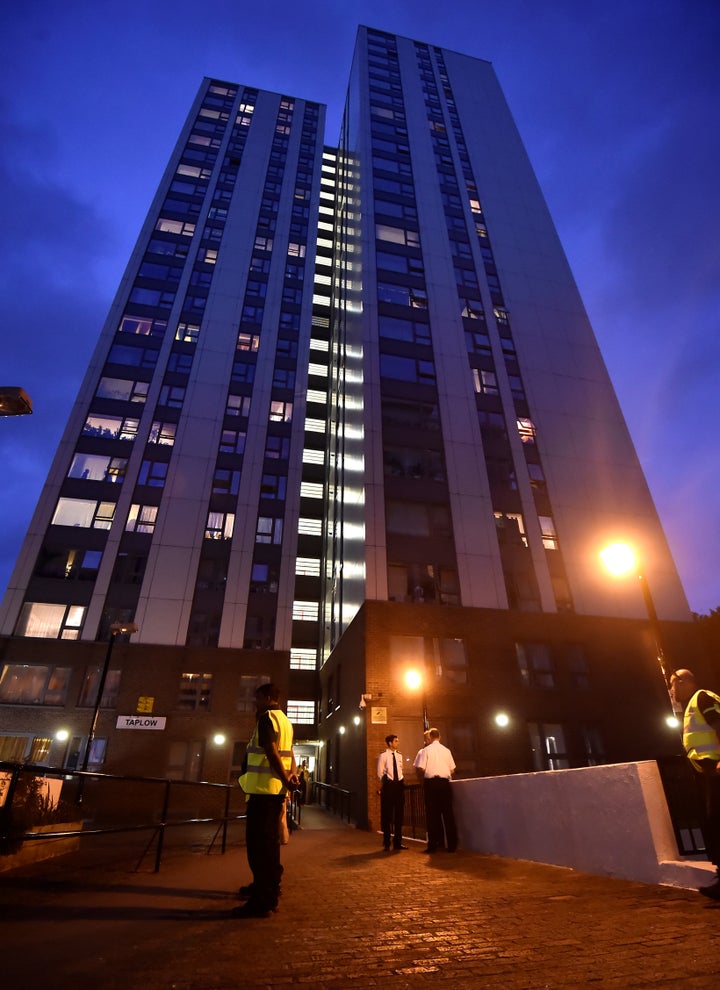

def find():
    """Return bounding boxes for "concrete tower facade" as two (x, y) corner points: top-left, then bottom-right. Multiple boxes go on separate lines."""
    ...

(0, 29), (700, 802)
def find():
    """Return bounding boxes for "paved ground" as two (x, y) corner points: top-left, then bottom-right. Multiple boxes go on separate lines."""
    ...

(2, 808), (720, 989)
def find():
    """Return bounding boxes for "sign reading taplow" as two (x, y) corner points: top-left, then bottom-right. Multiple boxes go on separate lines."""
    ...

(116, 715), (167, 730)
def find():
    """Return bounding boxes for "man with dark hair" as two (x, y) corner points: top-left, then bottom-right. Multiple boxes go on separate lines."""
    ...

(414, 727), (457, 853)
(235, 683), (298, 917)
(377, 734), (407, 851)
(671, 669), (720, 900)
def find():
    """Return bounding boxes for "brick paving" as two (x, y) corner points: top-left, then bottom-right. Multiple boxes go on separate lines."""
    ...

(2, 808), (720, 989)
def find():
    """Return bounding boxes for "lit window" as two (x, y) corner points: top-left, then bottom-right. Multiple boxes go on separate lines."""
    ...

(295, 557), (320, 576)
(237, 332), (260, 351)
(148, 421), (176, 446)
(175, 322), (201, 343)
(67, 453), (127, 483)
(155, 218), (195, 236)
(375, 224), (420, 247)
(292, 600), (319, 621)
(302, 448), (324, 464)
(517, 418), (536, 443)
(298, 518), (322, 536)
(205, 511), (235, 540)
(287, 700), (315, 724)
(290, 649), (317, 671)
(126, 504), (158, 534)
(14, 603), (86, 640)
(270, 400), (293, 422)
(300, 482), (323, 499)
(539, 516), (559, 550)
(52, 498), (116, 530)
(83, 414), (139, 440)
(0, 663), (72, 704)
(177, 672), (212, 711)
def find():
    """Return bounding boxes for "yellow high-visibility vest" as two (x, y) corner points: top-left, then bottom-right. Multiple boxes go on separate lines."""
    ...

(239, 708), (294, 795)
(683, 689), (720, 770)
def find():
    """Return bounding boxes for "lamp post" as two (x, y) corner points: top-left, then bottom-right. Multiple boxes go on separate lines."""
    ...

(405, 668), (429, 732)
(599, 542), (673, 712)
(81, 620), (137, 772)
(0, 386), (33, 417)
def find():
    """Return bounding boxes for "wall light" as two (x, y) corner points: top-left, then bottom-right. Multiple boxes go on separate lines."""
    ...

(212, 733), (227, 746)
(494, 712), (510, 728)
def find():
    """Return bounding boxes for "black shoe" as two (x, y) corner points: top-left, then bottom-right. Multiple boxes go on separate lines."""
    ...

(699, 882), (720, 901)
(231, 901), (274, 919)
(237, 884), (254, 898)
(423, 847), (438, 854)
(394, 845), (409, 850)
(383, 844), (391, 851)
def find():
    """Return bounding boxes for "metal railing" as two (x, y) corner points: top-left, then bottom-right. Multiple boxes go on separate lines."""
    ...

(311, 781), (353, 823)
(0, 760), (245, 872)
(402, 783), (427, 840)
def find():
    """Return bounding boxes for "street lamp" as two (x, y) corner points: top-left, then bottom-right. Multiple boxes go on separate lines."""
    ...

(405, 668), (429, 732)
(81, 620), (137, 771)
(599, 542), (673, 712)
(0, 386), (32, 417)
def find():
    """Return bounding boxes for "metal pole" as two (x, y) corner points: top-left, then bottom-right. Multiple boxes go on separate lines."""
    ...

(80, 629), (118, 772)
(637, 572), (674, 713)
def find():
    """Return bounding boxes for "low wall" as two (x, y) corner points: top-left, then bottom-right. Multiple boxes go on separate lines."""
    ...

(0, 823), (82, 874)
(452, 760), (707, 887)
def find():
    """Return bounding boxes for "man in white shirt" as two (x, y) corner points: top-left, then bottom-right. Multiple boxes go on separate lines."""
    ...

(377, 734), (407, 851)
(413, 727), (457, 853)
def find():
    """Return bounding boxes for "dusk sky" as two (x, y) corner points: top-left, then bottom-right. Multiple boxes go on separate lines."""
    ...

(1, 1), (718, 614)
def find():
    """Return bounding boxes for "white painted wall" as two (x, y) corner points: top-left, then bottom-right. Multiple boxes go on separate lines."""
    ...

(452, 761), (712, 889)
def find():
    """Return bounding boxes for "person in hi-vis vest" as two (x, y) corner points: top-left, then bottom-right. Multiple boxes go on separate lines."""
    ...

(671, 668), (720, 901)
(234, 683), (298, 918)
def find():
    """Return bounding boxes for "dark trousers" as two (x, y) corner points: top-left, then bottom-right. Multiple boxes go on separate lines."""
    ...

(423, 777), (457, 851)
(380, 778), (405, 848)
(698, 760), (720, 870)
(245, 793), (285, 909)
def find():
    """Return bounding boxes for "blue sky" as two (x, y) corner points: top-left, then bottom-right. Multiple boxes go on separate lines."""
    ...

(1, 0), (718, 613)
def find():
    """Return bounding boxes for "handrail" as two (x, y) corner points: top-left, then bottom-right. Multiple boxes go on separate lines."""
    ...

(311, 781), (353, 823)
(0, 760), (245, 872)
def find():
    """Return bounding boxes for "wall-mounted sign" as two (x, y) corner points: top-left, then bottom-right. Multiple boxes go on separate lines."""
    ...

(116, 715), (167, 730)
(136, 696), (155, 713)
(371, 707), (387, 724)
